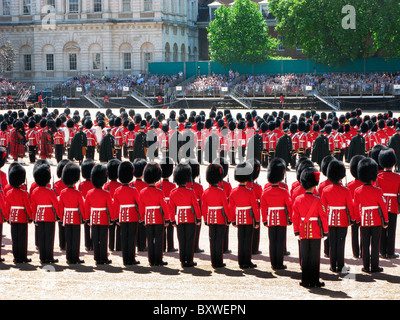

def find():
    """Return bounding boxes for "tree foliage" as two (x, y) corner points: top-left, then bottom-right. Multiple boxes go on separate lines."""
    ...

(269, 0), (400, 67)
(207, 0), (278, 65)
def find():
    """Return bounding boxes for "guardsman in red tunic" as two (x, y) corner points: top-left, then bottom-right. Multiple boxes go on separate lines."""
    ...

(84, 119), (97, 161)
(376, 149), (400, 259)
(0, 121), (9, 158)
(318, 155), (334, 198)
(139, 162), (171, 266)
(0, 194), (5, 261)
(289, 123), (299, 170)
(132, 158), (148, 252)
(347, 155), (365, 258)
(186, 159), (204, 253)
(53, 118), (65, 163)
(84, 164), (115, 265)
(31, 163), (60, 264)
(105, 159), (122, 252)
(156, 157), (177, 253)
(195, 121), (205, 164)
(230, 162), (260, 269)
(58, 162), (85, 264)
(291, 158), (318, 202)
(78, 159), (96, 251)
(354, 158), (388, 273)
(201, 163), (231, 268)
(169, 163), (201, 267)
(260, 122), (269, 168)
(292, 167), (328, 288)
(376, 119), (388, 146)
(228, 121), (237, 165)
(236, 120), (247, 162)
(5, 164), (33, 263)
(126, 122), (136, 162)
(332, 122), (346, 161)
(261, 158), (292, 270)
(321, 160), (355, 273)
(112, 117), (124, 160)
(26, 120), (38, 163)
(268, 121), (278, 162)
(113, 161), (141, 266)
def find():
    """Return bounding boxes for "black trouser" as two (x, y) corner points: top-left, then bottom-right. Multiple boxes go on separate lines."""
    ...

(120, 222), (138, 265)
(290, 152), (297, 169)
(109, 222), (121, 251)
(146, 224), (164, 265)
(361, 226), (381, 271)
(209, 224), (225, 267)
(194, 222), (202, 251)
(84, 222), (92, 250)
(224, 224), (230, 252)
(177, 223), (196, 264)
(137, 222), (147, 251)
(11, 223), (28, 262)
(197, 148), (203, 165)
(58, 221), (66, 250)
(64, 224), (81, 263)
(380, 212), (398, 257)
(328, 226), (347, 272)
(268, 226), (286, 268)
(237, 224), (253, 267)
(238, 146), (245, 162)
(324, 236), (329, 257)
(37, 221), (55, 263)
(300, 238), (321, 286)
(55, 144), (64, 163)
(86, 146), (95, 160)
(351, 222), (361, 258)
(230, 148), (236, 165)
(163, 224), (175, 252)
(28, 146), (36, 163)
(114, 147), (122, 160)
(92, 225), (109, 263)
(128, 150), (135, 162)
(261, 151), (268, 168)
(252, 226), (260, 254)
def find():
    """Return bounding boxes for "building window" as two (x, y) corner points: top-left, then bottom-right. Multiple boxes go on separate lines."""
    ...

(3, 0), (10, 15)
(47, 0), (55, 7)
(24, 55), (32, 71)
(123, 53), (131, 70)
(144, 0), (152, 12)
(23, 0), (31, 15)
(144, 52), (152, 63)
(94, 0), (102, 12)
(122, 0), (131, 12)
(46, 54), (54, 71)
(69, 53), (77, 70)
(93, 53), (101, 70)
(69, 0), (79, 13)
(277, 35), (285, 51)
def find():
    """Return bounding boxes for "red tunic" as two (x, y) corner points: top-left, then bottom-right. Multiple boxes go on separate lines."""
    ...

(320, 184), (355, 227)
(169, 187), (201, 224)
(113, 184), (141, 223)
(4, 187), (33, 223)
(347, 179), (363, 198)
(201, 186), (231, 225)
(292, 193), (328, 239)
(139, 186), (170, 225)
(78, 180), (95, 199)
(376, 171), (400, 213)
(229, 185), (260, 226)
(104, 180), (122, 199)
(261, 185), (292, 226)
(54, 180), (67, 197)
(155, 179), (176, 202)
(318, 179), (332, 198)
(30, 186), (59, 222)
(84, 188), (114, 225)
(353, 184), (389, 227)
(58, 187), (85, 225)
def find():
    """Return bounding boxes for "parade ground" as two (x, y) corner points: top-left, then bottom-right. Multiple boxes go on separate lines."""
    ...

(0, 107), (399, 305)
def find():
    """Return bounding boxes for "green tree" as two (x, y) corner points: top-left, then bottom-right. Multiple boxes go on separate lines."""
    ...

(269, 0), (400, 67)
(207, 0), (278, 65)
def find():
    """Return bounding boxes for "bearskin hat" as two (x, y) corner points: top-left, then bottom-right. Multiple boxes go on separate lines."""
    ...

(327, 160), (346, 184)
(247, 158), (261, 181)
(321, 155), (335, 176)
(0, 147), (6, 168)
(267, 157), (286, 184)
(359, 122), (369, 133)
(133, 158), (147, 178)
(378, 148), (397, 169)
(56, 159), (71, 179)
(107, 159), (121, 181)
(160, 157), (174, 179)
(91, 164), (108, 188)
(118, 161), (134, 184)
(370, 145), (388, 170)
(143, 162), (162, 185)
(84, 118), (93, 129)
(81, 159), (96, 180)
(358, 157), (378, 183)
(173, 163), (192, 186)
(187, 158), (200, 179)
(206, 163), (224, 185)
(62, 162), (81, 187)
(9, 163), (26, 188)
(349, 155), (365, 180)
(33, 163), (51, 187)
(296, 158), (314, 181)
(300, 167), (320, 190)
(234, 161), (253, 184)
(213, 157), (229, 178)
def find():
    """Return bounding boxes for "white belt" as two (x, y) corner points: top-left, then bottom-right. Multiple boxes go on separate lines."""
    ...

(329, 206), (346, 210)
(268, 206), (285, 212)
(64, 208), (78, 212)
(362, 206), (379, 211)
(38, 205), (53, 208)
(383, 193), (397, 197)
(11, 206), (25, 210)
(236, 206), (251, 211)
(91, 207), (107, 211)
(164, 197), (170, 201)
(177, 206), (192, 210)
(208, 206), (223, 210)
(120, 204), (136, 209)
(146, 206), (161, 210)
(301, 217), (318, 221)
